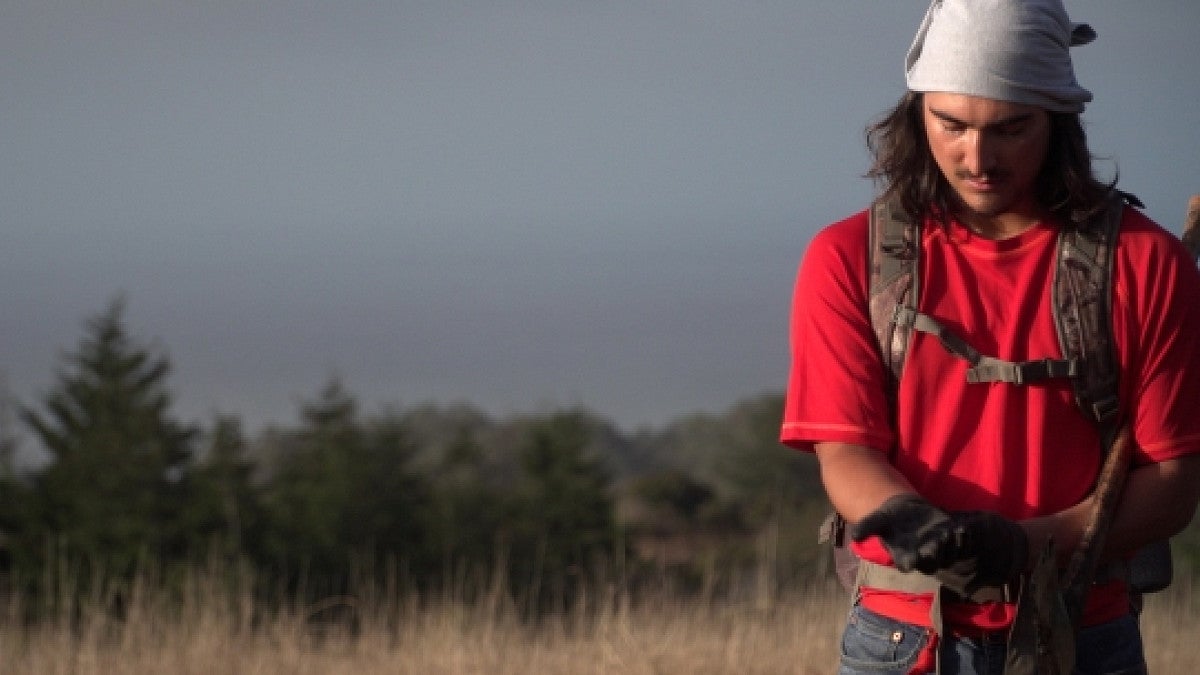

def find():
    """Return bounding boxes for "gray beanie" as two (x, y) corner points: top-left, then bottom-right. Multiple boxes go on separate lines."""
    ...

(905, 0), (1096, 113)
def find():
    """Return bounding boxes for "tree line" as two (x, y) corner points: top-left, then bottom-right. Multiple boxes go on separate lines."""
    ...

(7, 299), (1195, 617)
(0, 299), (831, 614)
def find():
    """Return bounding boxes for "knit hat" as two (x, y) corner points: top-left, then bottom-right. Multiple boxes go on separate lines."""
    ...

(905, 0), (1096, 113)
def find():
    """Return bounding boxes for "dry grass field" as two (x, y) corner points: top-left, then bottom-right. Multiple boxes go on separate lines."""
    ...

(0, 571), (1196, 674)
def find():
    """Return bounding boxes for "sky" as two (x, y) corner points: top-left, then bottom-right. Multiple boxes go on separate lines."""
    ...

(2, 1), (1198, 440)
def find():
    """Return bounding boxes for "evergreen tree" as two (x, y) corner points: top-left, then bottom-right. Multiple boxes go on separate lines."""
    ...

(188, 414), (264, 559)
(506, 410), (620, 610)
(715, 393), (820, 523)
(343, 410), (435, 580)
(0, 374), (20, 475)
(20, 298), (200, 579)
(430, 424), (507, 583)
(711, 393), (827, 583)
(259, 379), (360, 582)
(260, 379), (434, 591)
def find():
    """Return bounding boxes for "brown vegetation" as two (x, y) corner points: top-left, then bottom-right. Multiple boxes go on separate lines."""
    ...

(1, 569), (1197, 674)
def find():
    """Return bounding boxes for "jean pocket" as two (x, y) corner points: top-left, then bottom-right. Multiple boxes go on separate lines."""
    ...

(839, 605), (930, 674)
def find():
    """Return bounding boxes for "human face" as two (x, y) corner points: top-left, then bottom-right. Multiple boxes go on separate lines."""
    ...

(922, 92), (1051, 237)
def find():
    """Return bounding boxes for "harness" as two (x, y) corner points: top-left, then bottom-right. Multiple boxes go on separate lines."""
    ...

(869, 192), (1125, 441)
(821, 190), (1173, 654)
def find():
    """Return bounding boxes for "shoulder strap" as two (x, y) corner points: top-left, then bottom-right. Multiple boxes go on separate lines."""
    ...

(1052, 192), (1128, 447)
(868, 197), (919, 417)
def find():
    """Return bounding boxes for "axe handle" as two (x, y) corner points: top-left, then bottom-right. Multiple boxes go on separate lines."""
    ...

(1184, 195), (1200, 258)
(1061, 425), (1133, 625)
(1061, 194), (1200, 625)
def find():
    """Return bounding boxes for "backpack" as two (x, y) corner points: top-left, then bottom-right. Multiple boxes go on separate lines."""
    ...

(821, 190), (1173, 595)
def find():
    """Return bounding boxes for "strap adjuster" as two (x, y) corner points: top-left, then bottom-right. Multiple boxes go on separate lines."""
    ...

(1091, 395), (1120, 423)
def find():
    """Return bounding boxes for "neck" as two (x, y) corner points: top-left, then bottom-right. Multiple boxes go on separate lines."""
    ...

(953, 201), (1048, 240)
(961, 214), (1040, 240)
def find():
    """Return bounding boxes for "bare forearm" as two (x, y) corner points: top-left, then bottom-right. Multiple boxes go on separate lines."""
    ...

(813, 441), (916, 524)
(1105, 454), (1200, 555)
(1020, 454), (1200, 567)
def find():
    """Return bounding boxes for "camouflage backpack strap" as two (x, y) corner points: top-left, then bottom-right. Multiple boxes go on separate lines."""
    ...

(1051, 190), (1128, 445)
(868, 196), (920, 413)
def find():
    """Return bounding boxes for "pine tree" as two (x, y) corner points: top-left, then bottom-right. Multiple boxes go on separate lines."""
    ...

(20, 298), (199, 579)
(344, 410), (435, 580)
(0, 374), (20, 474)
(259, 378), (360, 582)
(187, 414), (264, 559)
(506, 410), (619, 611)
(260, 379), (434, 591)
(428, 423), (507, 586)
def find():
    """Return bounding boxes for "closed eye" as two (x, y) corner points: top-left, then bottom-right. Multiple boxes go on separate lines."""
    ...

(928, 107), (1034, 138)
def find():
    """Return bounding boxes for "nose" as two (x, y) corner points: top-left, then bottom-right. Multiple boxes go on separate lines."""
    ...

(962, 131), (996, 177)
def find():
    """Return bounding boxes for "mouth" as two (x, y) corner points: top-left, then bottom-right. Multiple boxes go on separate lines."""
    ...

(959, 173), (1004, 193)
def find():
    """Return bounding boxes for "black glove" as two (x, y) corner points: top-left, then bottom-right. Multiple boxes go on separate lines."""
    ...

(851, 496), (1029, 596)
(850, 494), (958, 574)
(934, 510), (1029, 596)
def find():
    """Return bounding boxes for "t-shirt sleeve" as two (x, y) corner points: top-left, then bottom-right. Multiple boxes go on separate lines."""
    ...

(1114, 209), (1200, 464)
(780, 211), (895, 453)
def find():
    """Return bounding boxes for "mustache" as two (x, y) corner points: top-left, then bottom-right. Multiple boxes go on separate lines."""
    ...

(955, 170), (1008, 182)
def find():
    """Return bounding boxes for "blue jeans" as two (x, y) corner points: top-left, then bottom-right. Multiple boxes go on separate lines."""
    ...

(837, 604), (1147, 675)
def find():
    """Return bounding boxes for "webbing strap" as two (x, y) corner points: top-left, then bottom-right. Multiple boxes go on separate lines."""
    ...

(856, 559), (943, 595)
(857, 560), (1011, 603)
(968, 357), (1078, 385)
(894, 306), (1078, 385)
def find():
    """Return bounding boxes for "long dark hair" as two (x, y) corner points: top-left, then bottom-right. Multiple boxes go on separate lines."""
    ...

(864, 91), (1117, 227)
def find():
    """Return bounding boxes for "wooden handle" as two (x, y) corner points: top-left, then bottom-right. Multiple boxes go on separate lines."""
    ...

(1061, 424), (1134, 627)
(1184, 194), (1200, 259)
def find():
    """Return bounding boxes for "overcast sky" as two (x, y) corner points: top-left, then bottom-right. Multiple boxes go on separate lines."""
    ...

(3, 1), (1198, 437)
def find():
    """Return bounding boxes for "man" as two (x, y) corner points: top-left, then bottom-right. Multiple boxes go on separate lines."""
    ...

(780, 1), (1200, 673)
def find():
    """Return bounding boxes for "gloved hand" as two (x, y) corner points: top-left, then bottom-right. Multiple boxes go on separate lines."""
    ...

(849, 494), (958, 574)
(851, 495), (1030, 596)
(934, 510), (1029, 596)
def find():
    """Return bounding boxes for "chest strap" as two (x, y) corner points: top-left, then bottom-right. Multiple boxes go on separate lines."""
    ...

(894, 306), (1078, 385)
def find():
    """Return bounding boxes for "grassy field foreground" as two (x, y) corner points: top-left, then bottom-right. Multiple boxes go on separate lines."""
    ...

(1, 574), (1197, 674)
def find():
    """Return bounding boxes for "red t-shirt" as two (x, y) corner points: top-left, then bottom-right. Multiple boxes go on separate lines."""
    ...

(781, 205), (1200, 630)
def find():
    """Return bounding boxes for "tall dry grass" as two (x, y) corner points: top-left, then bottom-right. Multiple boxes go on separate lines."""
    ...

(0, 566), (1196, 674)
